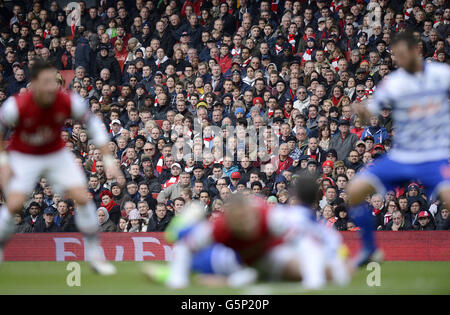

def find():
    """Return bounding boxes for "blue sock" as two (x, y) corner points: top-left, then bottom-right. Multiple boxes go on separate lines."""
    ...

(350, 203), (376, 253)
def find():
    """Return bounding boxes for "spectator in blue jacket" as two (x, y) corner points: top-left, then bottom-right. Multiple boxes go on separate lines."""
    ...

(361, 115), (389, 144)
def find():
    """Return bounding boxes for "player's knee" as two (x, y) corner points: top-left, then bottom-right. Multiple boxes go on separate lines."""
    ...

(347, 180), (373, 205)
(66, 187), (89, 206)
(6, 193), (27, 214)
(346, 181), (362, 197)
(439, 186), (450, 204)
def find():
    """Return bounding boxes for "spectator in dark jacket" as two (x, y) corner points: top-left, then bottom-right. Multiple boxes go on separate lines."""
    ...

(15, 214), (32, 233)
(22, 202), (44, 232)
(344, 150), (364, 172)
(53, 200), (76, 232)
(435, 207), (450, 230)
(146, 203), (173, 232)
(74, 32), (91, 75)
(88, 175), (107, 207)
(404, 197), (423, 227)
(6, 67), (27, 96)
(95, 44), (122, 85)
(384, 210), (413, 231)
(34, 208), (61, 233)
(334, 205), (349, 231)
(415, 210), (436, 231)
(97, 207), (118, 232)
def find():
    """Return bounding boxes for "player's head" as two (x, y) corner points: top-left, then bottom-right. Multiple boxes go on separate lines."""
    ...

(391, 32), (421, 73)
(29, 59), (59, 106)
(292, 175), (319, 207)
(224, 194), (260, 239)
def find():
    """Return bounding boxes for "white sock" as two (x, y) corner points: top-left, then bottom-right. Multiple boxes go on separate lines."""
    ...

(166, 243), (192, 288)
(297, 238), (327, 290)
(75, 201), (103, 261)
(75, 201), (99, 236)
(0, 205), (15, 244)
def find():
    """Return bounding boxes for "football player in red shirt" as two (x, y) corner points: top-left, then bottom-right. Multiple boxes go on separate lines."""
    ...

(162, 177), (351, 289)
(0, 60), (121, 275)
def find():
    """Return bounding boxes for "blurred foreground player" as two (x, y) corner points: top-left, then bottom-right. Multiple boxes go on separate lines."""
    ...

(349, 32), (450, 266)
(143, 202), (255, 288)
(0, 60), (122, 275)
(147, 177), (351, 290)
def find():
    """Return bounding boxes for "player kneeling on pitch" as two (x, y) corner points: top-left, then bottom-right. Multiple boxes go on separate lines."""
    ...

(144, 176), (352, 289)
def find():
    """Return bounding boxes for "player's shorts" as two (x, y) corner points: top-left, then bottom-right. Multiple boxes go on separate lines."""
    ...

(357, 155), (450, 198)
(7, 149), (86, 195)
(191, 244), (242, 275)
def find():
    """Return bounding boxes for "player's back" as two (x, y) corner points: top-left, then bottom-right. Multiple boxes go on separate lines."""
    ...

(369, 62), (450, 163)
(212, 202), (284, 265)
(5, 89), (73, 155)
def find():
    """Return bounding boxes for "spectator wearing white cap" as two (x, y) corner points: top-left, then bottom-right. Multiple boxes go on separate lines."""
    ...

(126, 209), (146, 232)
(157, 172), (191, 203)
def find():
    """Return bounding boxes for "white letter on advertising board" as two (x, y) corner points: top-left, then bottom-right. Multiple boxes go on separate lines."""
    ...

(54, 238), (82, 261)
(132, 237), (161, 261)
(115, 246), (124, 261)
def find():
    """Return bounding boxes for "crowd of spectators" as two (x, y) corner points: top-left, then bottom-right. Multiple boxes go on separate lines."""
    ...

(1, 0), (449, 234)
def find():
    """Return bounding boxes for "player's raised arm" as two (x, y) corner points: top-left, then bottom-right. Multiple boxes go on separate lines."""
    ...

(352, 99), (372, 125)
(69, 93), (122, 179)
(352, 78), (393, 125)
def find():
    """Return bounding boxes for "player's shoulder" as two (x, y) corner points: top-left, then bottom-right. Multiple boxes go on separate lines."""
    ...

(425, 62), (450, 86)
(7, 90), (34, 113)
(377, 68), (415, 96)
(58, 88), (76, 101)
(13, 90), (32, 102)
(67, 90), (88, 117)
(425, 61), (450, 75)
(376, 70), (402, 93)
(211, 214), (231, 242)
(383, 68), (407, 85)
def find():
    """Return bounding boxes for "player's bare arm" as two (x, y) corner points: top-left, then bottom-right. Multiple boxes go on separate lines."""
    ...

(351, 99), (373, 125)
(70, 93), (123, 179)
(0, 132), (12, 191)
(0, 98), (18, 191)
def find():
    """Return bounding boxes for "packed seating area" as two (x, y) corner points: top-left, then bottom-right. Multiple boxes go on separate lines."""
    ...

(0, 0), (449, 234)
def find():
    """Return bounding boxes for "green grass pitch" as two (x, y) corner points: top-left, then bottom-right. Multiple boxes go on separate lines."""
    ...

(0, 261), (449, 294)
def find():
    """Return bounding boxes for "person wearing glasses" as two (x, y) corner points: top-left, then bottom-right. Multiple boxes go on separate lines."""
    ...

(354, 83), (367, 102)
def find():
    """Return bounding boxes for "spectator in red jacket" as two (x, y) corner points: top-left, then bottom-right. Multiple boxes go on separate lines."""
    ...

(215, 44), (233, 74)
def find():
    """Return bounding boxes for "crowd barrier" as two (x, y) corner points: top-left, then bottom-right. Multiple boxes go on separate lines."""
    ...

(3, 231), (449, 261)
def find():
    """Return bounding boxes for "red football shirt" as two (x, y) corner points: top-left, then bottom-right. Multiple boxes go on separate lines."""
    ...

(211, 200), (284, 265)
(8, 89), (73, 155)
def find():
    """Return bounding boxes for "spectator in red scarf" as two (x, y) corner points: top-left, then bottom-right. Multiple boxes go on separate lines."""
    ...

(273, 143), (294, 175)
(113, 38), (128, 75)
(370, 194), (385, 230)
(331, 85), (343, 106)
(100, 190), (121, 225)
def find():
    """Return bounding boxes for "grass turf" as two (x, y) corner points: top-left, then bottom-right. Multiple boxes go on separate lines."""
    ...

(0, 261), (449, 294)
